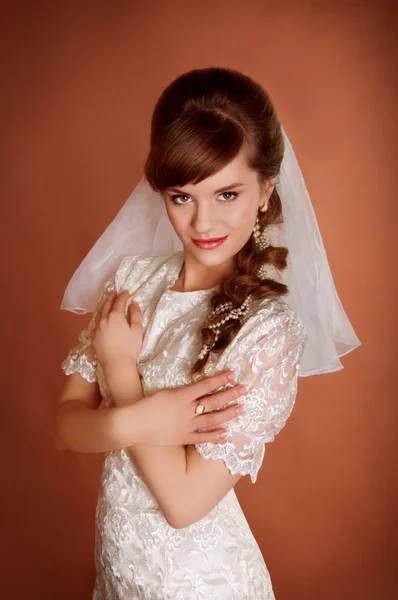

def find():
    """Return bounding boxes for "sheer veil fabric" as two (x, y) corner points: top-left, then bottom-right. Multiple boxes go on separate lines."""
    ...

(60, 126), (361, 376)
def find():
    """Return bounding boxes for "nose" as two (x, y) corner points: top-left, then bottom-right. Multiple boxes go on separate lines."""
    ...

(192, 202), (215, 235)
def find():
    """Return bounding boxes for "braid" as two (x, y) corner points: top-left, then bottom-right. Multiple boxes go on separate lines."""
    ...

(191, 188), (288, 375)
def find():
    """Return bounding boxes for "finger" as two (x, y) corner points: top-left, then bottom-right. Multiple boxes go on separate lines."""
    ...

(184, 370), (236, 401)
(186, 428), (232, 444)
(198, 384), (248, 413)
(111, 290), (131, 315)
(128, 300), (142, 326)
(100, 290), (118, 321)
(193, 402), (245, 431)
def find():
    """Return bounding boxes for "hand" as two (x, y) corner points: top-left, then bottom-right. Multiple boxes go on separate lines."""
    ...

(92, 289), (143, 371)
(117, 370), (248, 446)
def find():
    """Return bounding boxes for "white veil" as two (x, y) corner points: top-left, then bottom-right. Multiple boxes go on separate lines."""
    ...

(60, 126), (361, 376)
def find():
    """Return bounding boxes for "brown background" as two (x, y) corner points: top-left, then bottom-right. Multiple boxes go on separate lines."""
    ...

(1, 1), (397, 598)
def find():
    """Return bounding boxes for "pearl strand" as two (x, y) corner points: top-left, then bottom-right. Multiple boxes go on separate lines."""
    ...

(198, 295), (253, 360)
(197, 211), (270, 361)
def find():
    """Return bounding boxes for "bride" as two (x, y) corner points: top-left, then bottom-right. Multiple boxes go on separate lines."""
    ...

(55, 66), (360, 599)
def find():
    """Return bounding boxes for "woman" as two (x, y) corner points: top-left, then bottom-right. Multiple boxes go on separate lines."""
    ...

(56, 67), (360, 599)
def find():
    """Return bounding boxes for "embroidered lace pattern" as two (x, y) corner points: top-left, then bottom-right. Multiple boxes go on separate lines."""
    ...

(61, 251), (307, 599)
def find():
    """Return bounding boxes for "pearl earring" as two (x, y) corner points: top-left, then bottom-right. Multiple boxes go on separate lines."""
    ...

(252, 214), (270, 251)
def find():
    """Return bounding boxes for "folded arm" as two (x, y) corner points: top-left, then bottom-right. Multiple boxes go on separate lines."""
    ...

(104, 363), (243, 528)
(105, 308), (307, 529)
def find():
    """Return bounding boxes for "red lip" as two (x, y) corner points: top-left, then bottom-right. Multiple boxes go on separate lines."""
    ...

(192, 235), (229, 250)
(192, 236), (228, 243)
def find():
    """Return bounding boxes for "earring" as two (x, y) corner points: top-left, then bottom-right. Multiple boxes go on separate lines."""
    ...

(252, 214), (270, 251)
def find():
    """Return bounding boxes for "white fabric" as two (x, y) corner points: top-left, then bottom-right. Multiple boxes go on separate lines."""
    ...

(60, 126), (360, 375)
(61, 251), (308, 599)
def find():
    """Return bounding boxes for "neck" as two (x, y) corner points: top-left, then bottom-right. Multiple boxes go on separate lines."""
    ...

(172, 252), (236, 292)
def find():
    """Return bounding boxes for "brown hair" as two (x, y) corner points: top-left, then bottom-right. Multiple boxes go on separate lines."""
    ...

(144, 67), (288, 374)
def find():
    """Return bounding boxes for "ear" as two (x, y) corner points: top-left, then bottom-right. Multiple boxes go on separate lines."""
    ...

(264, 177), (275, 198)
(258, 177), (275, 209)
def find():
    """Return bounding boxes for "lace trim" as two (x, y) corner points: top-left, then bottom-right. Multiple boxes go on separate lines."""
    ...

(195, 440), (266, 484)
(61, 351), (98, 383)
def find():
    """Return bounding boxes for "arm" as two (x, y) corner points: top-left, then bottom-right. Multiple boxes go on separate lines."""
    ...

(103, 360), (143, 407)
(106, 364), (245, 529)
(57, 256), (246, 453)
(106, 308), (307, 529)
(56, 346), (242, 452)
(56, 340), (147, 452)
(57, 312), (242, 452)
(54, 399), (144, 453)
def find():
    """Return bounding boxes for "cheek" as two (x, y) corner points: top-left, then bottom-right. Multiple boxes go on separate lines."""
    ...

(166, 207), (189, 234)
(225, 205), (253, 230)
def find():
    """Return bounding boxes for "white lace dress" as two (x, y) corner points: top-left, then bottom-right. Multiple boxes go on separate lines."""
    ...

(61, 250), (307, 600)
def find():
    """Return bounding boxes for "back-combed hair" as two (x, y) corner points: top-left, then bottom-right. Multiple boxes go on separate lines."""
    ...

(144, 67), (288, 375)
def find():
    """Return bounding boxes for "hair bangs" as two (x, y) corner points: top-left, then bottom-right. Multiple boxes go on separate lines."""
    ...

(145, 110), (248, 193)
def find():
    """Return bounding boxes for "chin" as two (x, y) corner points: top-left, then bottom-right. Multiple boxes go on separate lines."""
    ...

(187, 244), (235, 266)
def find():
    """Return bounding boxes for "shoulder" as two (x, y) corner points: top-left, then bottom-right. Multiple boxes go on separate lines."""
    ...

(113, 251), (182, 292)
(223, 296), (308, 363)
(243, 296), (306, 340)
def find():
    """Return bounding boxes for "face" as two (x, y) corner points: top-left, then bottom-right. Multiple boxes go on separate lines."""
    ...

(163, 148), (275, 271)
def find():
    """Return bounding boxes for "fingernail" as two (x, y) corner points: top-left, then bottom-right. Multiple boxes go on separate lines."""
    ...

(227, 371), (236, 381)
(219, 430), (231, 439)
(225, 399), (237, 407)
(236, 405), (245, 415)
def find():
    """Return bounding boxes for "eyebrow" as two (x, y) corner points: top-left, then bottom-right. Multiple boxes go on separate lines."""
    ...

(168, 182), (245, 195)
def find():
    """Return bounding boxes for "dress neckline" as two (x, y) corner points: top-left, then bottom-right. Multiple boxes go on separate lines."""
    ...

(163, 251), (220, 296)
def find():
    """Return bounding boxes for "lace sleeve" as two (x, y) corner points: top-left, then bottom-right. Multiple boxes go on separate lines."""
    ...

(195, 302), (308, 483)
(60, 256), (133, 382)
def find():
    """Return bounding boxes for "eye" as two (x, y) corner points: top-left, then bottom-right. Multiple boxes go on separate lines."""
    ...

(219, 192), (238, 202)
(170, 195), (192, 205)
(169, 191), (239, 205)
